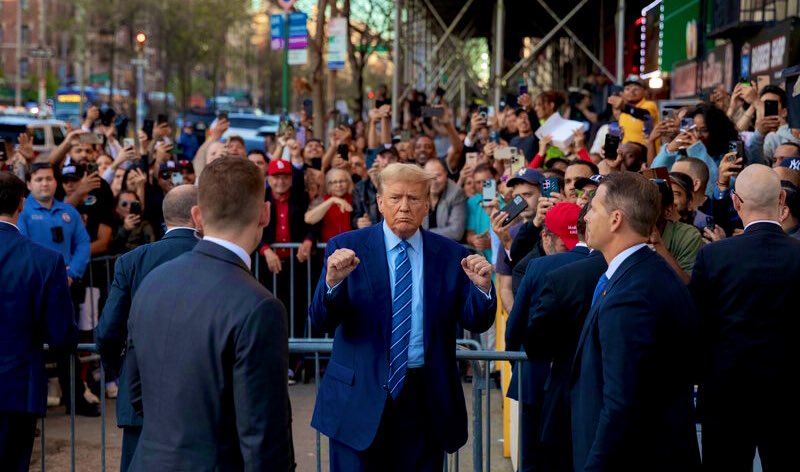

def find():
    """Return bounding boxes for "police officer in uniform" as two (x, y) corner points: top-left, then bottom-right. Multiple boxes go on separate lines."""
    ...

(18, 162), (98, 416)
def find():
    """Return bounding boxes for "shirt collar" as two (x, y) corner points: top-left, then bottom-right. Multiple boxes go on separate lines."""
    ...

(0, 221), (20, 232)
(605, 243), (648, 280)
(382, 220), (422, 254)
(744, 220), (782, 231)
(165, 226), (197, 235)
(575, 242), (588, 248)
(202, 236), (252, 270)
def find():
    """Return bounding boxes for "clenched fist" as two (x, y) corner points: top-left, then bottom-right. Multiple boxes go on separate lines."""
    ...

(325, 249), (361, 287)
(461, 254), (493, 293)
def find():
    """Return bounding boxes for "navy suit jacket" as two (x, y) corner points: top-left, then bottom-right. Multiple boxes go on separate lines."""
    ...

(571, 247), (701, 472)
(505, 245), (590, 405)
(0, 222), (77, 416)
(126, 241), (292, 471)
(95, 228), (198, 427)
(309, 224), (496, 453)
(690, 222), (800, 406)
(525, 251), (607, 452)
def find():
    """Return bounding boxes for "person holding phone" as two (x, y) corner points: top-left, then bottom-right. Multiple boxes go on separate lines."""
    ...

(607, 77), (659, 146)
(745, 85), (800, 166)
(653, 104), (739, 196)
(111, 190), (156, 253)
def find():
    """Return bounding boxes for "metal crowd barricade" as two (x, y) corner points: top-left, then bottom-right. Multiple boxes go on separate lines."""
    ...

(42, 341), (525, 472)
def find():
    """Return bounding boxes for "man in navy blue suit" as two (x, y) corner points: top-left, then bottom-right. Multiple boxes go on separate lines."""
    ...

(309, 163), (496, 471)
(690, 164), (800, 471)
(525, 250), (608, 471)
(0, 172), (77, 472)
(126, 158), (293, 471)
(505, 202), (583, 471)
(572, 172), (700, 471)
(95, 184), (199, 472)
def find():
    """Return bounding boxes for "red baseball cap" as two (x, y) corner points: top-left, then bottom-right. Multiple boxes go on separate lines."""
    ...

(268, 159), (292, 176)
(544, 203), (581, 250)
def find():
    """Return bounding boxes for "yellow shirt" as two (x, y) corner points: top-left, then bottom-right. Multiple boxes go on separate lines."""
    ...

(619, 98), (659, 145)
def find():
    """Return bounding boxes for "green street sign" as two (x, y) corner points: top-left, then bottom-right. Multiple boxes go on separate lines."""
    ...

(90, 73), (110, 83)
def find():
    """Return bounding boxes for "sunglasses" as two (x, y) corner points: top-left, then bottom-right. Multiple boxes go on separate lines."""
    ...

(731, 187), (744, 203)
(576, 188), (597, 199)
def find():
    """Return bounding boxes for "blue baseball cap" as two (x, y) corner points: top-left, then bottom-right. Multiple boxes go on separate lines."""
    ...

(780, 157), (800, 171)
(507, 168), (544, 187)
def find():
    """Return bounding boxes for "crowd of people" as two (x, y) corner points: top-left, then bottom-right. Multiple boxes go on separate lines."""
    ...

(1, 71), (800, 471)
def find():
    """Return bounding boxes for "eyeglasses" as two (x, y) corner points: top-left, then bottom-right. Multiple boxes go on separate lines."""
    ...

(327, 180), (349, 186)
(576, 188), (596, 199)
(119, 200), (136, 207)
(731, 187), (744, 203)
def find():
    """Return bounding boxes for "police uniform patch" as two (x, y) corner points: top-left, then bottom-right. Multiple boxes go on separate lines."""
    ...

(62, 212), (71, 223)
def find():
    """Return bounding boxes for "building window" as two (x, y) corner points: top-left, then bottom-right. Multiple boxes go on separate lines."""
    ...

(22, 25), (30, 45)
(21, 0), (29, 10)
(20, 58), (29, 79)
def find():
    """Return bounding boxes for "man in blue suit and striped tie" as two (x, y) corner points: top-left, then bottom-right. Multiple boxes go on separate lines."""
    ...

(309, 163), (496, 471)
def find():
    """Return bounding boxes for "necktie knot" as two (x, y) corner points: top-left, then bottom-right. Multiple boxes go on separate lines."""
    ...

(398, 240), (410, 252)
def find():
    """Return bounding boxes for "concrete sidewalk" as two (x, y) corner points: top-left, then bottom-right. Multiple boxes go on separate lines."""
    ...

(29, 382), (512, 472)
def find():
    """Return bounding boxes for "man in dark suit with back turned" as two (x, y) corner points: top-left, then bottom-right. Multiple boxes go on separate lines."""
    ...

(0, 172), (77, 472)
(690, 164), (800, 471)
(95, 184), (199, 472)
(505, 202), (583, 472)
(309, 163), (496, 471)
(525, 249), (607, 471)
(572, 172), (700, 472)
(126, 158), (293, 471)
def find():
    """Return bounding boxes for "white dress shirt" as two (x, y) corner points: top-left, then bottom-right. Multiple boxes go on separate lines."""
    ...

(605, 243), (648, 280)
(203, 236), (252, 270)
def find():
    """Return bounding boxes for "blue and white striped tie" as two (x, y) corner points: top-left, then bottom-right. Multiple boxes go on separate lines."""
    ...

(388, 240), (412, 399)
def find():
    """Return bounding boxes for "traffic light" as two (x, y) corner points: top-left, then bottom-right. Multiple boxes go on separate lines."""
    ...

(367, 90), (375, 100)
(135, 32), (147, 53)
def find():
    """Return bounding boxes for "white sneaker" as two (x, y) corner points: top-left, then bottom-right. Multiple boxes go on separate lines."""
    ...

(105, 381), (118, 399)
(47, 378), (62, 407)
(83, 382), (101, 405)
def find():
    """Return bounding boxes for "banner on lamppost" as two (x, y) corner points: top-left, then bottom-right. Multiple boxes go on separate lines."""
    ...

(327, 17), (347, 70)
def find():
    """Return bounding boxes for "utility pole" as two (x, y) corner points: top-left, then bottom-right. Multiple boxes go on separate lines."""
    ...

(15, 0), (23, 107)
(76, 3), (86, 117)
(134, 32), (147, 136)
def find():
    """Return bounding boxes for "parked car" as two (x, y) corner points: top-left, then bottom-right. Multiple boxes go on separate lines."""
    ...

(223, 113), (280, 141)
(0, 116), (67, 159)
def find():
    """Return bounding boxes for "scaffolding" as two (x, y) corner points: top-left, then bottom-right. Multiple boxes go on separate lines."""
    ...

(391, 0), (624, 127)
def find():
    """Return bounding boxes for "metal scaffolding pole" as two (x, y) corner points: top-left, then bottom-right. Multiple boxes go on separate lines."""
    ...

(493, 0), (505, 110)
(392, 0), (402, 130)
(616, 0), (625, 84)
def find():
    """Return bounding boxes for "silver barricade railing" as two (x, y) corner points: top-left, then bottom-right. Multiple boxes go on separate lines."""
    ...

(43, 341), (525, 472)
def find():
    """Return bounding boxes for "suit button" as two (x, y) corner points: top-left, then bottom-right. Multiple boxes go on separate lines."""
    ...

(382, 384), (388, 390)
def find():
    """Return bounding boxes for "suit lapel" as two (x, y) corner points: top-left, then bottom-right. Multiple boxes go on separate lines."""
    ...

(363, 225), (392, 347)
(571, 247), (651, 378)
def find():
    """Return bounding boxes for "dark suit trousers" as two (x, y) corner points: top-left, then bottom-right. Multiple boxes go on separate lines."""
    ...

(0, 412), (37, 472)
(329, 369), (444, 472)
(120, 426), (141, 472)
(701, 393), (796, 472)
(519, 400), (543, 472)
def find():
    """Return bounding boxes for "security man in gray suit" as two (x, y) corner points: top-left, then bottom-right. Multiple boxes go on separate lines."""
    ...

(126, 158), (293, 471)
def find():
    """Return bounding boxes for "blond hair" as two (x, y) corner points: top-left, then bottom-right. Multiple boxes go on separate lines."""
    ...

(377, 163), (434, 195)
